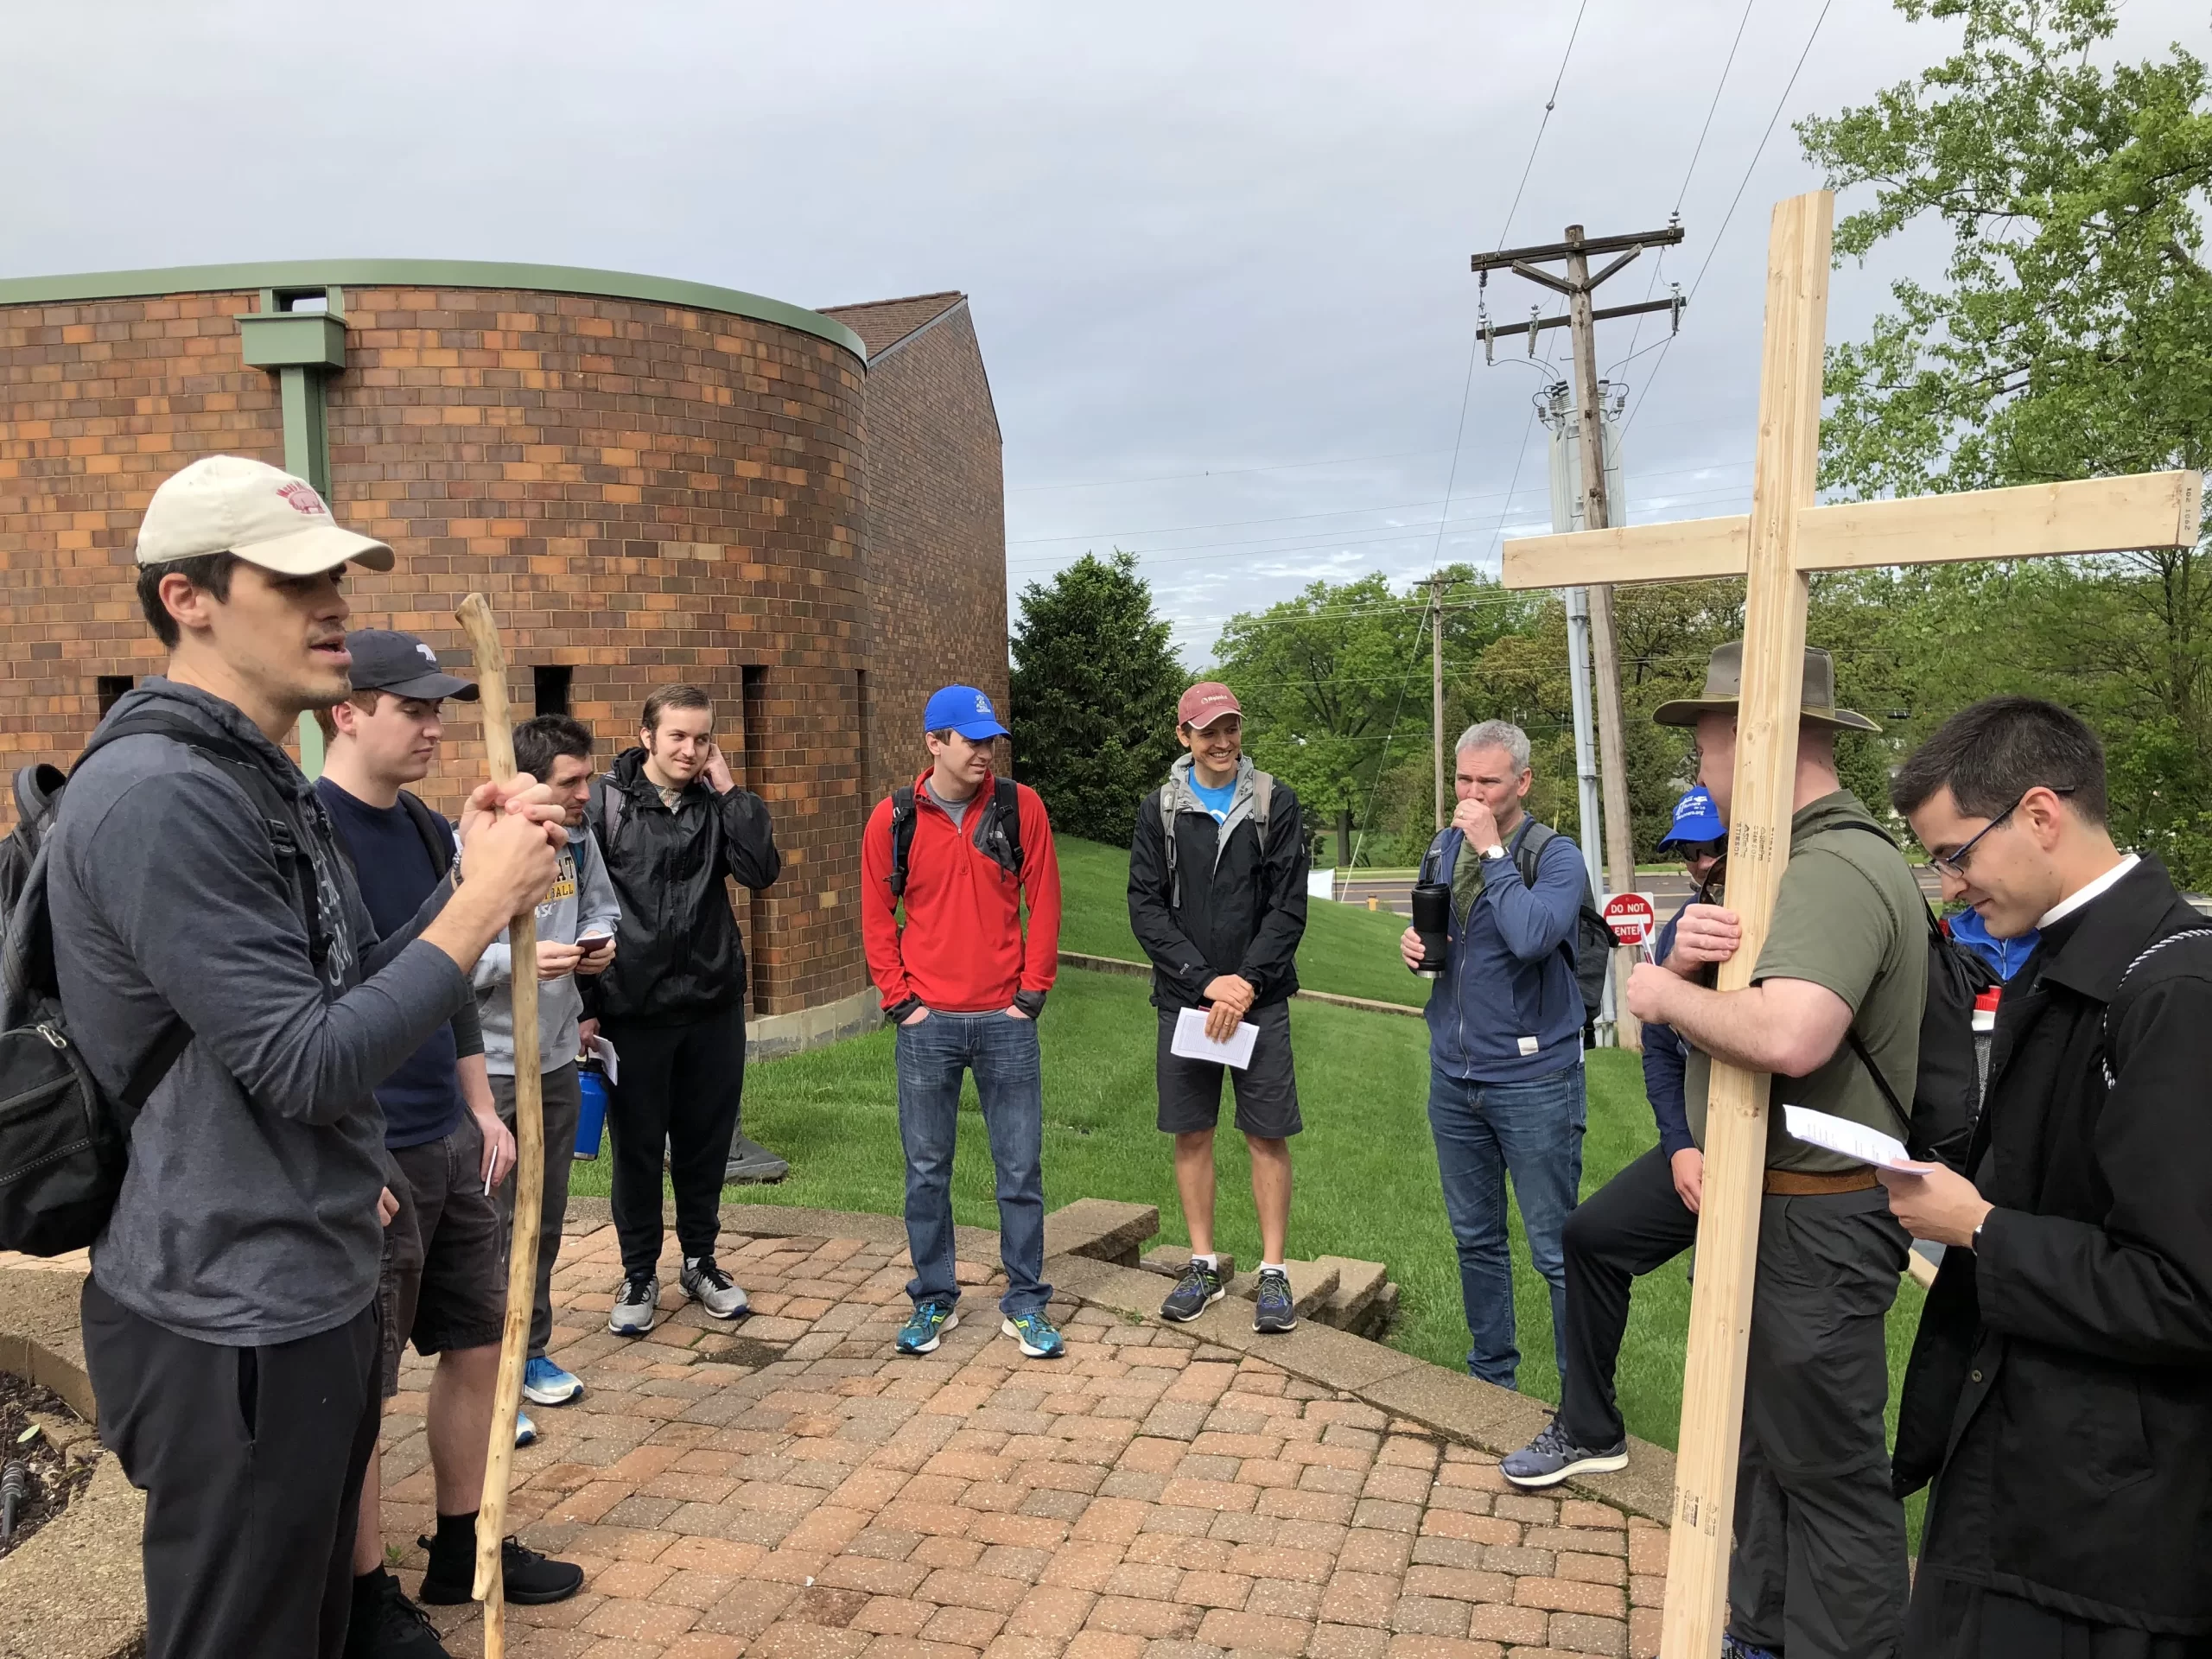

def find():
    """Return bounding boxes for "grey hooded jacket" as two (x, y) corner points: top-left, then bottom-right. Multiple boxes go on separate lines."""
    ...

(473, 822), (620, 1076)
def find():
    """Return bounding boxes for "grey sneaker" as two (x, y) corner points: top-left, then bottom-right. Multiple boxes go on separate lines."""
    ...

(1253, 1267), (1297, 1333)
(1499, 1416), (1629, 1488)
(724, 1135), (790, 1184)
(680, 1255), (750, 1319)
(608, 1271), (658, 1336)
(1160, 1258), (1225, 1323)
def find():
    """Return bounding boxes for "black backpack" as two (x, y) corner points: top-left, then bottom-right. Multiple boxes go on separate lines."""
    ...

(0, 714), (327, 1256)
(1822, 822), (1998, 1171)
(887, 778), (1022, 899)
(1420, 817), (1614, 1024)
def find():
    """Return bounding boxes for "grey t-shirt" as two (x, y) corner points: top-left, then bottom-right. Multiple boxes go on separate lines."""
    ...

(924, 776), (972, 831)
(50, 682), (473, 1345)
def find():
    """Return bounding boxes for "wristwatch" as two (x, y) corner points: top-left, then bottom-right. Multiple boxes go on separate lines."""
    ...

(1971, 1217), (1988, 1252)
(1478, 843), (1507, 862)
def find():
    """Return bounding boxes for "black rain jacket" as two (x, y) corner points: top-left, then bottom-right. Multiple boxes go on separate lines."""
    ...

(586, 747), (780, 1024)
(1126, 757), (1308, 1012)
(1896, 855), (2212, 1633)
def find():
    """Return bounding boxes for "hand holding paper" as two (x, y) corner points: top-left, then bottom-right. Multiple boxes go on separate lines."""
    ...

(1171, 1006), (1258, 1070)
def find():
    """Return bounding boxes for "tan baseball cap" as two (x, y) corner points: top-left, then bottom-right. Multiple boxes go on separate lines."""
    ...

(136, 455), (394, 575)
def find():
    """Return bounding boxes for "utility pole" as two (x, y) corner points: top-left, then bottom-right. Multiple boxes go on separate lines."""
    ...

(1431, 573), (1446, 830)
(1472, 220), (1685, 1052)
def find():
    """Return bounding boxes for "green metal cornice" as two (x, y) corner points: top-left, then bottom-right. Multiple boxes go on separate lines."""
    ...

(0, 258), (867, 359)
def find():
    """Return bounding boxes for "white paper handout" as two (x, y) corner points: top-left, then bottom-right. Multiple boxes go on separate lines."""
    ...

(1171, 1006), (1260, 1070)
(585, 1033), (620, 1087)
(1782, 1104), (1936, 1173)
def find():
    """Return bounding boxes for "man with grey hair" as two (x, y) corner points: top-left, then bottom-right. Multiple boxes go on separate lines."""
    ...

(1399, 718), (1594, 1392)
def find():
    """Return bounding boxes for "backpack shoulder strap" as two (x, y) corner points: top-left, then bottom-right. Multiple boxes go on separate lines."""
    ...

(994, 777), (1023, 875)
(1417, 827), (1455, 886)
(397, 791), (455, 877)
(1252, 771), (1274, 827)
(1511, 819), (1554, 889)
(888, 786), (918, 899)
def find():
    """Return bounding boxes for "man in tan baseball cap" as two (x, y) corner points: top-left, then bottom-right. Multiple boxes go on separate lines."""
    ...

(53, 454), (567, 1658)
(132, 454), (394, 741)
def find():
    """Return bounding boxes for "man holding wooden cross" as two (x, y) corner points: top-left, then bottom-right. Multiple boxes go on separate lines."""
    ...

(1495, 188), (2199, 1657)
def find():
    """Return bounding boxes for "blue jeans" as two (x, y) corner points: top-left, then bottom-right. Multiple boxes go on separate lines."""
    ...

(896, 1009), (1051, 1317)
(1427, 1063), (1586, 1389)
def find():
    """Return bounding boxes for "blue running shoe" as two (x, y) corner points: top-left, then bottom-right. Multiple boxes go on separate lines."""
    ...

(513, 1408), (537, 1448)
(1001, 1310), (1066, 1359)
(522, 1355), (582, 1407)
(896, 1300), (959, 1355)
(1720, 1637), (1781, 1659)
(1500, 1416), (1628, 1488)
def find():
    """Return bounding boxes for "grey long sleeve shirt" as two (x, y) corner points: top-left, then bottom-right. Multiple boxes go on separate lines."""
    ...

(50, 682), (474, 1346)
(473, 822), (621, 1076)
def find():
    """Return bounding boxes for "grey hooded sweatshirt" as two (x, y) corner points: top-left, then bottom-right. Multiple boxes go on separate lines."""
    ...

(473, 822), (620, 1076)
(49, 680), (474, 1345)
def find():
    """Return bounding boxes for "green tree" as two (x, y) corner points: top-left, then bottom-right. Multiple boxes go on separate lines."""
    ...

(1007, 551), (1185, 845)
(1800, 0), (2212, 874)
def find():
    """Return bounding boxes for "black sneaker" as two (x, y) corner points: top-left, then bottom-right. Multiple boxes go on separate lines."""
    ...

(1253, 1267), (1297, 1333)
(346, 1568), (451, 1659)
(1499, 1415), (1630, 1489)
(1160, 1258), (1225, 1323)
(418, 1533), (585, 1606)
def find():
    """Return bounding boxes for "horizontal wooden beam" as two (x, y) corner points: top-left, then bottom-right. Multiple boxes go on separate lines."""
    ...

(1795, 472), (2203, 570)
(1481, 296), (1684, 344)
(1500, 471), (2202, 590)
(1471, 224), (1686, 271)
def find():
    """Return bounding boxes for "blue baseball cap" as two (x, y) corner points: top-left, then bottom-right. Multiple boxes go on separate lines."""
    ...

(924, 684), (1009, 741)
(1657, 785), (1726, 851)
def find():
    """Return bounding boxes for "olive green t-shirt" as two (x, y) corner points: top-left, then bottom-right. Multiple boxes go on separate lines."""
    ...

(1684, 790), (1927, 1174)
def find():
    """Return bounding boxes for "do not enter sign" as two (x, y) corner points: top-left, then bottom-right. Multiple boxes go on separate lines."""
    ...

(1604, 892), (1656, 946)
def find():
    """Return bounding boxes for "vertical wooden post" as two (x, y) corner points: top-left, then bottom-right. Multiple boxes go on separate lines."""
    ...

(1659, 191), (1832, 1659)
(1566, 226), (1643, 1050)
(454, 593), (545, 1659)
(1432, 574), (1447, 830)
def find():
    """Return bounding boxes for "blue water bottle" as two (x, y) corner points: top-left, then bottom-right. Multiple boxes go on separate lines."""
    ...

(575, 1065), (608, 1159)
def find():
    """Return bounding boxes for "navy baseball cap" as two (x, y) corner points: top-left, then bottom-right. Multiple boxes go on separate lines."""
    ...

(924, 684), (1008, 741)
(345, 629), (480, 701)
(1657, 785), (1726, 851)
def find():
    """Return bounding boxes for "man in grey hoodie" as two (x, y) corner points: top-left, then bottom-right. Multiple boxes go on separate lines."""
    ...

(478, 714), (621, 1416)
(50, 455), (562, 1659)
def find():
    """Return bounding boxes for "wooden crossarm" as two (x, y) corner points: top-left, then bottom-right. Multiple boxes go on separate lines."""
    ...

(1500, 471), (2202, 590)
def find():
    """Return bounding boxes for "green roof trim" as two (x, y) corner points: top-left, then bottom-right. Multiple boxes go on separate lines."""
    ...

(0, 259), (868, 359)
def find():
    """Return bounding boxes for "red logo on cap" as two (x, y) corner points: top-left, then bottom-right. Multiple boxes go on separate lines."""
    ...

(276, 480), (328, 517)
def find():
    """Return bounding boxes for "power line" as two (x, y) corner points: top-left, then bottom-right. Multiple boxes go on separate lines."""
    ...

(1495, 0), (1594, 255)
(1622, 0), (1837, 437)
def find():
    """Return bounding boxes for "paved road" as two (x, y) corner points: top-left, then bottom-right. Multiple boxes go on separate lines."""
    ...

(1332, 864), (1948, 921)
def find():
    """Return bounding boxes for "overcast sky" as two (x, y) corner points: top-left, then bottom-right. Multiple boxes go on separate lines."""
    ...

(8, 1), (2208, 663)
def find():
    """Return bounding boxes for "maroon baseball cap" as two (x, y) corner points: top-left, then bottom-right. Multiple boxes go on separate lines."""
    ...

(1177, 682), (1242, 729)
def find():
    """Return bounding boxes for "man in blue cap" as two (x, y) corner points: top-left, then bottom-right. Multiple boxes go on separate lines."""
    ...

(860, 686), (1065, 1360)
(1501, 783), (1726, 1489)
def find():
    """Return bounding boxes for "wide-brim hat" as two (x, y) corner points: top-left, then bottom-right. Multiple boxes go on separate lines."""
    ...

(1651, 641), (1879, 734)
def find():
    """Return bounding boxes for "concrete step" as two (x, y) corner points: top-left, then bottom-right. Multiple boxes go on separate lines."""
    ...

(1042, 1199), (1160, 1268)
(1138, 1248), (1237, 1282)
(1227, 1260), (1339, 1319)
(1351, 1281), (1402, 1340)
(1310, 1255), (1389, 1329)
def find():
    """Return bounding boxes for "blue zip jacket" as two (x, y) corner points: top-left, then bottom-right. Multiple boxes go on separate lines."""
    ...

(1944, 902), (2038, 983)
(1423, 816), (1586, 1083)
(1640, 909), (1694, 1158)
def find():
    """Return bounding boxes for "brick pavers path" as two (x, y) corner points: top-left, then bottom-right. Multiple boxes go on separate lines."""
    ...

(382, 1221), (1661, 1659)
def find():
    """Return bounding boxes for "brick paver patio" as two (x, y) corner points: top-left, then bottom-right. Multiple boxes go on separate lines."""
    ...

(379, 1219), (1661, 1659)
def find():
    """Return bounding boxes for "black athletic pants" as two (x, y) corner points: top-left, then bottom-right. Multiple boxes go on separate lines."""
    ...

(1557, 1144), (1698, 1452)
(601, 1004), (747, 1278)
(80, 1275), (382, 1659)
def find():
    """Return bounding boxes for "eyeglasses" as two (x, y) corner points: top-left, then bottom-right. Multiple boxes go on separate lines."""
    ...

(1927, 787), (2075, 879)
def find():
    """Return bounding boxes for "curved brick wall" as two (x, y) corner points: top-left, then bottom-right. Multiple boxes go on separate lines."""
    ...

(0, 277), (870, 1014)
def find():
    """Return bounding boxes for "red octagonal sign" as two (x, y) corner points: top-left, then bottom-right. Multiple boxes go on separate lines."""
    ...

(1603, 892), (1656, 946)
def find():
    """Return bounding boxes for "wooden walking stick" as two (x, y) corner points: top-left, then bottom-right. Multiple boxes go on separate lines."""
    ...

(455, 592), (543, 1659)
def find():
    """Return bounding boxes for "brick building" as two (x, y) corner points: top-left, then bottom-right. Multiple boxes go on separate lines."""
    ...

(0, 263), (1007, 1046)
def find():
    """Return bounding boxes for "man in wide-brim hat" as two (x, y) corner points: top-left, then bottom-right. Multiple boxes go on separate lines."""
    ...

(1596, 641), (1923, 1656)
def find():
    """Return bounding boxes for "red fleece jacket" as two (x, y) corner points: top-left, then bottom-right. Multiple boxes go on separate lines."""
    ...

(861, 771), (1062, 1014)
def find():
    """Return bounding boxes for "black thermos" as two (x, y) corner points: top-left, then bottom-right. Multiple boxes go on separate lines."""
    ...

(1409, 881), (1452, 978)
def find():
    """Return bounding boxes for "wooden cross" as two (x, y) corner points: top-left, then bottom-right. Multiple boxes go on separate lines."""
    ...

(1497, 188), (2200, 1655)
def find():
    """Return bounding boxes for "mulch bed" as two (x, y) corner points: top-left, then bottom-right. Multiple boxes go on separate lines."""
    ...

(0, 1370), (95, 1560)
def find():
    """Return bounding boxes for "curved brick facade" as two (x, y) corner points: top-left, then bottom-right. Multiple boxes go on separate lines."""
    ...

(0, 271), (919, 1017)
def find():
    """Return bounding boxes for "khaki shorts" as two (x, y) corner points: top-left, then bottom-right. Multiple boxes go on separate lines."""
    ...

(377, 1114), (507, 1398)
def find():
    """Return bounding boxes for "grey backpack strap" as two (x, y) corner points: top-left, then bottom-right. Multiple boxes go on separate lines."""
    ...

(1252, 770), (1273, 829)
(1159, 784), (1179, 908)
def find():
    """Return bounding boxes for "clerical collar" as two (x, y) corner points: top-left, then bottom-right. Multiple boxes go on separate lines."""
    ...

(2037, 854), (2139, 931)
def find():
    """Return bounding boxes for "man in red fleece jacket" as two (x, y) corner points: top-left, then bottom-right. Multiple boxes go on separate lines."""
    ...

(861, 685), (1065, 1359)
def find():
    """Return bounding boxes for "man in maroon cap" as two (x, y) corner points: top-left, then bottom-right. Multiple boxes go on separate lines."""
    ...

(1127, 683), (1310, 1332)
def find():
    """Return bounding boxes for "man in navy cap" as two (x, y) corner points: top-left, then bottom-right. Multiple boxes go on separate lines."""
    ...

(1500, 783), (1726, 1491)
(860, 686), (1065, 1360)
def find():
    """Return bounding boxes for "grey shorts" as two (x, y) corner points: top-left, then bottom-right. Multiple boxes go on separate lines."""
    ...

(377, 1114), (507, 1398)
(1156, 1000), (1303, 1139)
